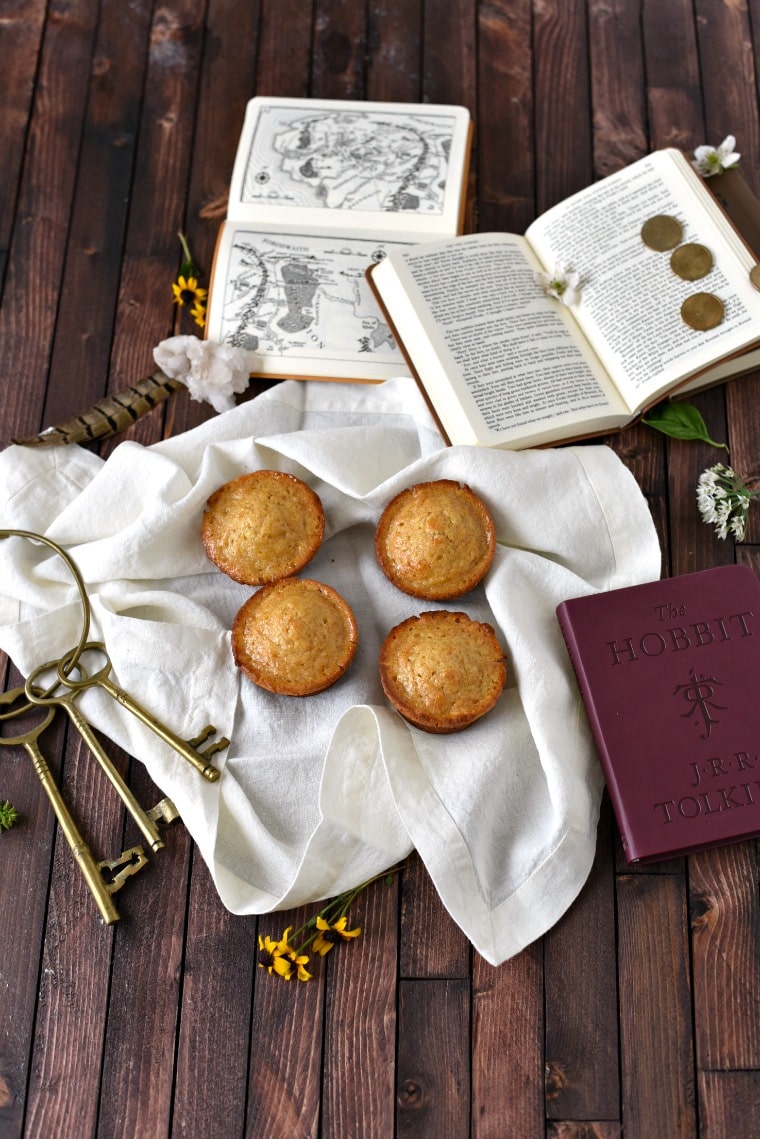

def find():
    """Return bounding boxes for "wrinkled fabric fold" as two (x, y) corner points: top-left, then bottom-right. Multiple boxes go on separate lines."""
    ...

(0, 377), (660, 964)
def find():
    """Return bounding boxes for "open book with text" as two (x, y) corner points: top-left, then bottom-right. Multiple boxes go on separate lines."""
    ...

(204, 95), (472, 382)
(367, 149), (760, 448)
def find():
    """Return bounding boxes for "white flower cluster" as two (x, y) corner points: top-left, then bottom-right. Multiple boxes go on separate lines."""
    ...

(691, 135), (740, 178)
(153, 335), (256, 414)
(696, 463), (752, 541)
(534, 263), (581, 306)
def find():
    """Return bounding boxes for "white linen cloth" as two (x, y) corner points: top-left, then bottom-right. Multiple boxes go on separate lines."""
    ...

(0, 378), (660, 964)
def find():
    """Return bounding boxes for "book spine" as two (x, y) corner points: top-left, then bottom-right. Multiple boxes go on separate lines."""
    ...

(556, 602), (642, 863)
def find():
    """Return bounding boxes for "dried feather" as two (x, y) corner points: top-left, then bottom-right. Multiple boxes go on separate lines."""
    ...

(11, 371), (183, 447)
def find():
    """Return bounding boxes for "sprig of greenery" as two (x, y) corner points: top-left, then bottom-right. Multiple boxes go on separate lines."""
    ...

(642, 401), (729, 451)
(0, 800), (19, 832)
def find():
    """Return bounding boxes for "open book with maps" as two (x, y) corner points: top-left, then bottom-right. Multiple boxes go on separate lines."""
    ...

(204, 96), (472, 382)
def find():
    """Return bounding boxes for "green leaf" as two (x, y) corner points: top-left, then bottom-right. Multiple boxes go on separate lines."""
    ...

(0, 800), (19, 833)
(642, 401), (729, 451)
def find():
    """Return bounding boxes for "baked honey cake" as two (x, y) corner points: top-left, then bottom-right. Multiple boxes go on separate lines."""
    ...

(379, 610), (506, 733)
(232, 577), (358, 696)
(202, 470), (324, 585)
(375, 480), (495, 599)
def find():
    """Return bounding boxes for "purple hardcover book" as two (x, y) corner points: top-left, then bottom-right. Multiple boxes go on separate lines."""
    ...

(557, 564), (760, 863)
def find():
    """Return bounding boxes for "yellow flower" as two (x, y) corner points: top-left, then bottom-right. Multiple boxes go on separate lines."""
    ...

(313, 914), (362, 956)
(257, 932), (291, 978)
(172, 275), (208, 309)
(190, 299), (207, 329)
(285, 948), (312, 982)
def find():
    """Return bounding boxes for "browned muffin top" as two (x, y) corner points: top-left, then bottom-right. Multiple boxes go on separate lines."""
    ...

(232, 577), (358, 696)
(379, 610), (506, 733)
(375, 480), (495, 600)
(202, 469), (324, 585)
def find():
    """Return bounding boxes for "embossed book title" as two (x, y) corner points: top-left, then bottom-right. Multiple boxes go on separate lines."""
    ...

(557, 564), (760, 863)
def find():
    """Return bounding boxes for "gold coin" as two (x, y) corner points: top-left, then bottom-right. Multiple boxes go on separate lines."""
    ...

(670, 243), (713, 281)
(640, 214), (683, 251)
(750, 264), (760, 292)
(681, 292), (724, 330)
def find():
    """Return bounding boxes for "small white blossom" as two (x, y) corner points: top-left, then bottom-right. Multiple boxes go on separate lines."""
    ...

(696, 463), (755, 541)
(534, 263), (582, 306)
(153, 335), (256, 414)
(691, 135), (740, 178)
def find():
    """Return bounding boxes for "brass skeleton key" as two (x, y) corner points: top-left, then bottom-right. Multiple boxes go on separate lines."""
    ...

(0, 687), (121, 924)
(58, 642), (226, 782)
(25, 660), (165, 854)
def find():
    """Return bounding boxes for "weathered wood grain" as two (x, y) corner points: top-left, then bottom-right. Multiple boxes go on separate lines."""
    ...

(533, 0), (593, 211)
(21, 732), (124, 1139)
(366, 0), (422, 103)
(471, 941), (544, 1137)
(38, 0), (154, 437)
(396, 978), (470, 1138)
(0, 0), (99, 445)
(476, 0), (534, 234)
(689, 842), (760, 1069)
(246, 904), (325, 1139)
(0, 675), (69, 1139)
(172, 853), (257, 1139)
(698, 1070), (760, 1139)
(0, 0), (46, 288)
(545, 802), (619, 1121)
(320, 875), (400, 1138)
(312, 0), (367, 99)
(616, 873), (696, 1138)
(399, 852), (470, 978)
(587, 0), (648, 177)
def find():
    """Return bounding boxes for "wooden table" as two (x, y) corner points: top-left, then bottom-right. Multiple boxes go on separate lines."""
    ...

(3, 2), (760, 1136)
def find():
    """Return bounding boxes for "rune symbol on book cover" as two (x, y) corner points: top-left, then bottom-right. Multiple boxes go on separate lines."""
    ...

(673, 666), (726, 740)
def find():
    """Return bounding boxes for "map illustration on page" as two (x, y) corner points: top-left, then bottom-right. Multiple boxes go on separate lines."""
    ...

(204, 96), (472, 383)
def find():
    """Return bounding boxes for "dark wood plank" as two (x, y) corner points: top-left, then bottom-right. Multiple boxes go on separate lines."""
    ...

(0, 0), (99, 446)
(399, 852), (470, 978)
(100, 0), (209, 455)
(689, 842), (760, 1069)
(0, 0), (46, 289)
(616, 873), (696, 1138)
(320, 876), (400, 1137)
(544, 801), (619, 1121)
(21, 731), (124, 1139)
(172, 855), (257, 1139)
(312, 0), (367, 99)
(533, 0), (593, 212)
(246, 905), (325, 1138)
(423, 0), (476, 111)
(476, 0), (533, 234)
(587, 0), (647, 177)
(165, 0), (262, 440)
(95, 795), (193, 1139)
(698, 1070), (760, 1139)
(366, 0), (422, 103)
(643, 0), (704, 150)
(471, 942), (544, 1137)
(254, 0), (315, 98)
(38, 0), (155, 437)
(0, 673), (68, 1138)
(396, 979), (470, 1138)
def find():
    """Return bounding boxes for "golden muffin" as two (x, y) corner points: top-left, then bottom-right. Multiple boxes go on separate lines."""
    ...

(202, 469), (325, 585)
(379, 610), (506, 733)
(375, 480), (495, 599)
(232, 577), (358, 696)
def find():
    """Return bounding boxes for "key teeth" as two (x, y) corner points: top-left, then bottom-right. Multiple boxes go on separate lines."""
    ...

(98, 845), (149, 894)
(147, 797), (181, 826)
(187, 725), (230, 760)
